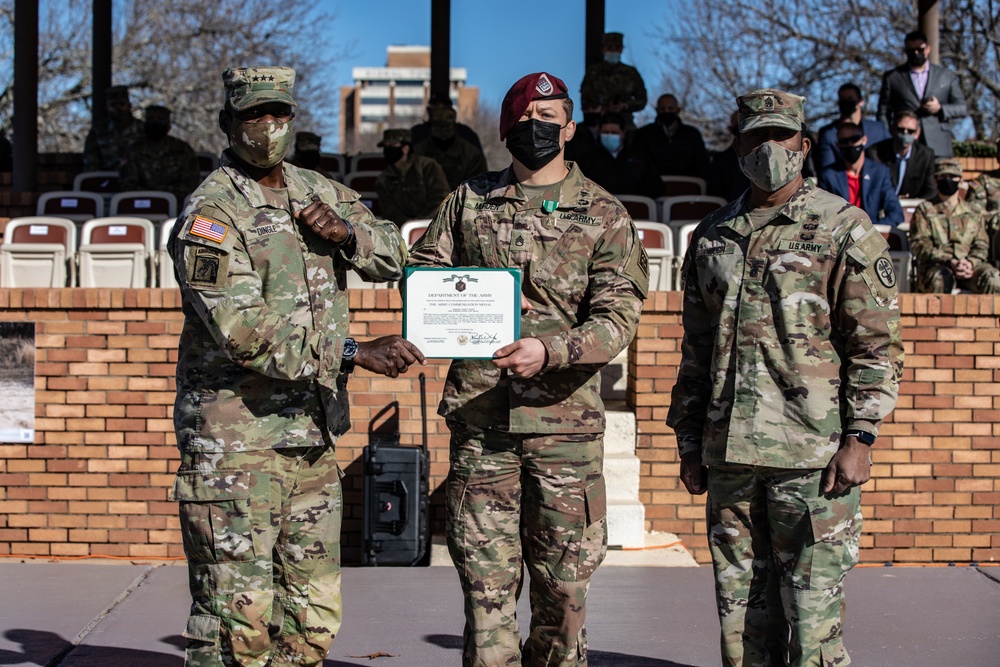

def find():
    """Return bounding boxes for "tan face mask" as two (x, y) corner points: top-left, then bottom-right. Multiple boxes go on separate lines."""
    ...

(738, 141), (805, 192)
(229, 118), (294, 168)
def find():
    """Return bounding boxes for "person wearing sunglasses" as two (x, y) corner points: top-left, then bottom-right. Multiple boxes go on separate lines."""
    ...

(910, 159), (1000, 294)
(866, 110), (937, 200)
(818, 121), (905, 226)
(815, 82), (890, 171)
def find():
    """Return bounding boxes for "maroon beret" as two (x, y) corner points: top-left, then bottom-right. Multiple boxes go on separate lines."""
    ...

(499, 72), (569, 140)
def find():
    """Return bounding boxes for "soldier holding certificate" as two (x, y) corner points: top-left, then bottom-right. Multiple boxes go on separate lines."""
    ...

(408, 72), (648, 666)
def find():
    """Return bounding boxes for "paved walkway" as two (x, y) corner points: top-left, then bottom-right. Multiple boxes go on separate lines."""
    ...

(0, 561), (997, 666)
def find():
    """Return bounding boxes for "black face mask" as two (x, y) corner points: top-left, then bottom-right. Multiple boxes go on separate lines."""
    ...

(432, 135), (455, 150)
(506, 119), (563, 170)
(583, 112), (602, 127)
(657, 112), (679, 126)
(297, 150), (320, 169)
(383, 146), (405, 165)
(936, 178), (960, 197)
(908, 52), (927, 68)
(837, 100), (858, 118)
(143, 121), (169, 141)
(840, 144), (865, 164)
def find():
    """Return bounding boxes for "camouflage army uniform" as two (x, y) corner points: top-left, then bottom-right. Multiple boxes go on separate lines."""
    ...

(413, 135), (489, 191)
(967, 169), (1000, 267)
(408, 161), (648, 666)
(120, 134), (202, 205)
(580, 62), (647, 131)
(169, 148), (406, 667)
(909, 197), (1000, 294)
(83, 116), (144, 171)
(668, 179), (903, 666)
(375, 154), (451, 225)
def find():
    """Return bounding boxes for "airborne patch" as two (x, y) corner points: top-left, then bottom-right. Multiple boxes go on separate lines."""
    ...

(187, 246), (228, 290)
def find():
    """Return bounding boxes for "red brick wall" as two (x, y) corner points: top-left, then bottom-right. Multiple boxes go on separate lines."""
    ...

(0, 289), (997, 565)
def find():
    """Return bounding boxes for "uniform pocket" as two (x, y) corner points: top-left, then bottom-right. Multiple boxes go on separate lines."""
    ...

(576, 477), (608, 580)
(173, 470), (258, 564)
(801, 490), (862, 591)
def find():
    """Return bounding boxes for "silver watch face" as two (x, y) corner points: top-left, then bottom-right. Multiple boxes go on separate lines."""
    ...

(343, 338), (358, 359)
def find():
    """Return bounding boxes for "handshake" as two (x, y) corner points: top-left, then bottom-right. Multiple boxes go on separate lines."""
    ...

(353, 336), (426, 378)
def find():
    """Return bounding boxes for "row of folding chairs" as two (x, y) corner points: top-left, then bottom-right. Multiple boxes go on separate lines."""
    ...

(0, 216), (179, 289)
(36, 190), (178, 223)
(617, 194), (727, 226)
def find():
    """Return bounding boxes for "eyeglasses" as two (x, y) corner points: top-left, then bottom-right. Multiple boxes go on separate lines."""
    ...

(894, 127), (918, 135)
(837, 135), (865, 146)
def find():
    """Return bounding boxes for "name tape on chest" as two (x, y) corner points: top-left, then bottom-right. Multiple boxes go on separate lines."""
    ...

(470, 202), (506, 212)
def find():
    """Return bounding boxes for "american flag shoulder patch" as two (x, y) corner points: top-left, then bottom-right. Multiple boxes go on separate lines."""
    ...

(190, 216), (229, 244)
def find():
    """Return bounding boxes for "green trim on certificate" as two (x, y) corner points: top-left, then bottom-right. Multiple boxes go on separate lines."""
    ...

(403, 267), (522, 359)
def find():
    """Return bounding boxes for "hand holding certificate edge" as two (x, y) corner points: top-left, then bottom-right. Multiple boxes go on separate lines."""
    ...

(492, 296), (546, 378)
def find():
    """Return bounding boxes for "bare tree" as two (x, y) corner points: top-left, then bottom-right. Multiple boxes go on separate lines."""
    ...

(658, 0), (999, 149)
(0, 0), (348, 154)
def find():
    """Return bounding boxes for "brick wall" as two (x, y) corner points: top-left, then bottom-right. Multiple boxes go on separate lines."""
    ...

(0, 289), (997, 565)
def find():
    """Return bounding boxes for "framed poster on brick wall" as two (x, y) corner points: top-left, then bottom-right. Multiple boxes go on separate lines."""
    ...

(0, 322), (34, 443)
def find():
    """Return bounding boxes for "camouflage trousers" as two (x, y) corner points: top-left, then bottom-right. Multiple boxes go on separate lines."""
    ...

(172, 446), (344, 667)
(706, 464), (862, 667)
(446, 422), (608, 667)
(916, 262), (1000, 294)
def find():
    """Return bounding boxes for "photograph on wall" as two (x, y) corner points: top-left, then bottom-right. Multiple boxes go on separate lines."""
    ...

(0, 322), (35, 443)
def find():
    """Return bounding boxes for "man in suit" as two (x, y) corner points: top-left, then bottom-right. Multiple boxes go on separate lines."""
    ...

(866, 110), (937, 200)
(818, 121), (904, 226)
(877, 30), (967, 158)
(815, 83), (890, 171)
(635, 94), (711, 179)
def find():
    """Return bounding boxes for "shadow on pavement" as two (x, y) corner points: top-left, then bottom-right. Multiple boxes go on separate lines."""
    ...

(0, 629), (183, 666)
(423, 633), (698, 667)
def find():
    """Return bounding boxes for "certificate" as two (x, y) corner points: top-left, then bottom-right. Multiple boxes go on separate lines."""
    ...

(403, 267), (521, 359)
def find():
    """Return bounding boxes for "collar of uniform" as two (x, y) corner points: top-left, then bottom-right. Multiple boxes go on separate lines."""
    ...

(220, 149), (314, 210)
(721, 178), (815, 237)
(486, 161), (591, 211)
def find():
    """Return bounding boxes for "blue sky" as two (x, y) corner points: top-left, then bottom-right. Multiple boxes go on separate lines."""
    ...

(327, 0), (672, 133)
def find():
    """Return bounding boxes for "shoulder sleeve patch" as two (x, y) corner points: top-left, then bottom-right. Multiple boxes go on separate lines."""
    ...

(188, 215), (229, 244)
(848, 227), (889, 268)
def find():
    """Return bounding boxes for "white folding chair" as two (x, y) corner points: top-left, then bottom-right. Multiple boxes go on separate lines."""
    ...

(0, 217), (77, 287)
(616, 195), (657, 221)
(634, 221), (674, 291)
(661, 176), (707, 197)
(158, 217), (178, 289)
(110, 191), (178, 223)
(35, 191), (104, 223)
(400, 220), (432, 249)
(350, 153), (386, 173)
(73, 171), (120, 193)
(658, 195), (727, 224)
(78, 217), (155, 287)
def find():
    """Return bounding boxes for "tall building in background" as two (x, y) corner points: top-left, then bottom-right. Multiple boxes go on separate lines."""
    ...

(340, 45), (479, 153)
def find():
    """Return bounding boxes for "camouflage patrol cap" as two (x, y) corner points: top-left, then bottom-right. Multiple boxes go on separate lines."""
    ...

(934, 158), (963, 178)
(222, 66), (297, 111)
(377, 128), (411, 146)
(106, 85), (130, 103)
(603, 32), (624, 48)
(295, 132), (321, 151)
(736, 88), (806, 132)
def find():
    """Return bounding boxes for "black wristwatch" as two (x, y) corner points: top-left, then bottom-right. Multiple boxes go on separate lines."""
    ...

(844, 429), (876, 446)
(341, 337), (358, 374)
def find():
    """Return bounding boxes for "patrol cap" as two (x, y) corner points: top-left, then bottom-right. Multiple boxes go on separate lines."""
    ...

(603, 32), (624, 48)
(144, 105), (170, 121)
(295, 131), (321, 151)
(222, 66), (297, 111)
(378, 128), (411, 146)
(736, 88), (806, 133)
(499, 72), (569, 141)
(934, 158), (963, 178)
(106, 85), (130, 103)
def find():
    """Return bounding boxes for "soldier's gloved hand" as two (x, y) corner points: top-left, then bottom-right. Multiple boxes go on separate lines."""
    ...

(355, 335), (426, 378)
(822, 437), (871, 495)
(679, 452), (708, 495)
(492, 338), (547, 378)
(296, 196), (351, 244)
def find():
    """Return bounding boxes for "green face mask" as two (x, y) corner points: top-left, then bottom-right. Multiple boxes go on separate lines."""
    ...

(229, 118), (293, 168)
(738, 141), (804, 192)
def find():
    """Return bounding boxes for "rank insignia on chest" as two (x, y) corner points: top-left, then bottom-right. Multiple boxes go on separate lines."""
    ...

(514, 235), (526, 247)
(542, 200), (558, 214)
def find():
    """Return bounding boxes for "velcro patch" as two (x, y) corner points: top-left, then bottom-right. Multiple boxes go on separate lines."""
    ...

(777, 240), (829, 254)
(696, 244), (735, 258)
(187, 246), (229, 290)
(558, 212), (600, 225)
(189, 216), (229, 244)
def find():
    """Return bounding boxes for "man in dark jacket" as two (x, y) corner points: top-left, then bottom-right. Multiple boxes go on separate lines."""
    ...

(581, 113), (663, 199)
(818, 122), (904, 226)
(635, 94), (710, 179)
(866, 110), (937, 201)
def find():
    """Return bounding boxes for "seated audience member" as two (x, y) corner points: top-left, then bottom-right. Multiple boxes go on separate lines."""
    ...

(866, 110), (936, 200)
(707, 111), (750, 201)
(818, 121), (904, 226)
(565, 97), (603, 165)
(910, 159), (1000, 294)
(815, 83), (890, 170)
(967, 136), (1000, 266)
(410, 92), (483, 151)
(119, 105), (200, 205)
(288, 131), (334, 177)
(84, 85), (144, 171)
(635, 94), (710, 179)
(374, 128), (451, 226)
(413, 107), (488, 189)
(583, 112), (663, 199)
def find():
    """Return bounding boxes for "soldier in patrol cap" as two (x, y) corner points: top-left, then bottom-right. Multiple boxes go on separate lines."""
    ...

(168, 65), (425, 667)
(83, 85), (144, 171)
(119, 105), (201, 205)
(409, 71), (648, 667)
(580, 32), (647, 133)
(910, 158), (1000, 294)
(413, 106), (488, 190)
(375, 128), (451, 225)
(668, 88), (904, 667)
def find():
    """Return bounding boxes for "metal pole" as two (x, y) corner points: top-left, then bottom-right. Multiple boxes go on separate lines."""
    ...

(92, 0), (113, 129)
(584, 0), (606, 70)
(430, 0), (450, 100)
(918, 0), (940, 65)
(12, 0), (38, 193)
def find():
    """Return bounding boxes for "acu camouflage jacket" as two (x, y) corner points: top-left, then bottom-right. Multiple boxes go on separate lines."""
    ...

(667, 180), (904, 469)
(169, 151), (407, 453)
(407, 162), (648, 434)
